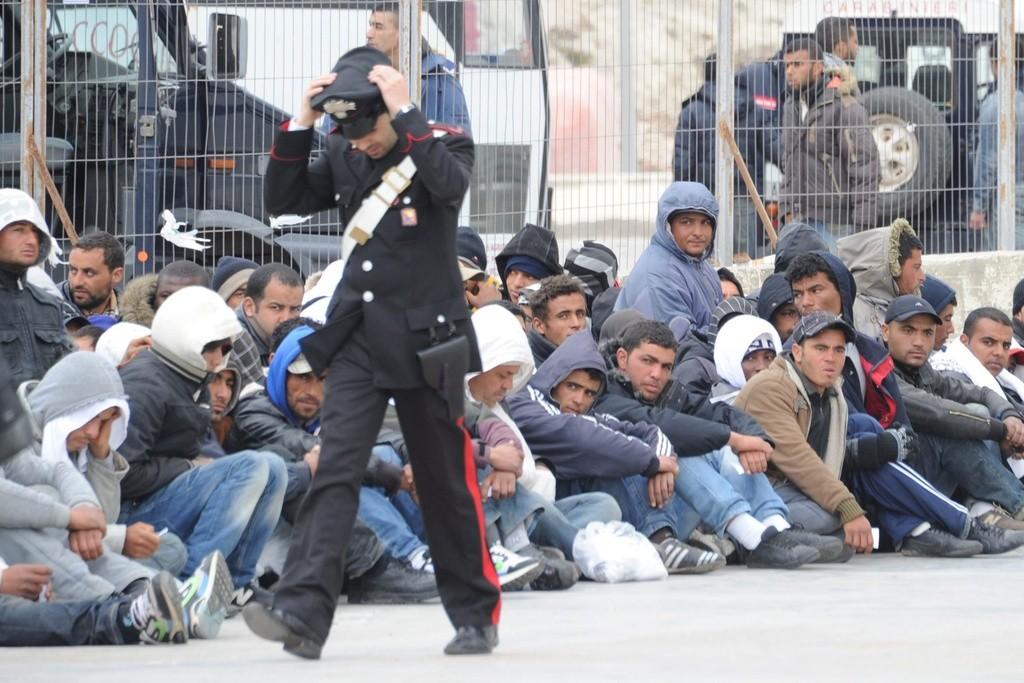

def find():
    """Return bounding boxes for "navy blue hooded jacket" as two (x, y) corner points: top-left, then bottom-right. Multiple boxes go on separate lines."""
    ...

(505, 332), (671, 480)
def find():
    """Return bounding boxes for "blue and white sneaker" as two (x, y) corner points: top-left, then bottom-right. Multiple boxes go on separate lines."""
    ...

(180, 550), (233, 639)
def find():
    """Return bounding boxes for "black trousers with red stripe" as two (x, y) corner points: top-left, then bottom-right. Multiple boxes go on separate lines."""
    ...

(273, 327), (501, 640)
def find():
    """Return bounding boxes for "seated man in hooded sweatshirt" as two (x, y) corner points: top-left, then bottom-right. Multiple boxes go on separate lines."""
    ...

(507, 332), (728, 574)
(614, 181), (723, 332)
(465, 304), (621, 589)
(919, 275), (957, 352)
(736, 312), (1024, 558)
(884, 296), (1024, 532)
(600, 318), (841, 567)
(494, 223), (562, 305)
(757, 273), (801, 344)
(5, 352), (234, 640)
(671, 296), (758, 402)
(836, 219), (926, 343)
(525, 274), (589, 366)
(713, 314), (782, 401)
(117, 286), (287, 609)
(228, 319), (439, 604)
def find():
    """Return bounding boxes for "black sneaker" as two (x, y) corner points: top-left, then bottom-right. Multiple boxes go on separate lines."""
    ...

(901, 528), (983, 557)
(967, 519), (1024, 555)
(227, 580), (274, 617)
(745, 527), (819, 569)
(777, 528), (850, 563)
(656, 537), (726, 574)
(347, 557), (439, 604)
(444, 625), (498, 655)
(529, 557), (581, 591)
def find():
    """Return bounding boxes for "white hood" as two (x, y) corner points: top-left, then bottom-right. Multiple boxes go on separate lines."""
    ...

(0, 188), (61, 267)
(96, 322), (151, 368)
(150, 286), (243, 381)
(468, 304), (535, 392)
(468, 305), (555, 501)
(714, 315), (782, 391)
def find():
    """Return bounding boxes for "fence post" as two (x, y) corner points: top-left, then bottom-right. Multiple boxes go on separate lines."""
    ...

(619, 0), (636, 173)
(997, 0), (1017, 251)
(399, 0), (422, 107)
(714, 0), (735, 264)
(20, 0), (47, 206)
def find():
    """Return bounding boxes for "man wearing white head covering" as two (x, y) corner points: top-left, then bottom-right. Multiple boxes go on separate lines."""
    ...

(465, 304), (620, 584)
(117, 286), (287, 611)
(0, 188), (74, 386)
(96, 322), (151, 368)
(713, 315), (783, 403)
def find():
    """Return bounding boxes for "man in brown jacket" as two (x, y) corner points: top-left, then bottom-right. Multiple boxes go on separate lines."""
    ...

(737, 312), (1023, 557)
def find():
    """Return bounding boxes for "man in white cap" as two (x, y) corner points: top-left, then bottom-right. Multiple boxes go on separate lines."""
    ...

(0, 188), (73, 385)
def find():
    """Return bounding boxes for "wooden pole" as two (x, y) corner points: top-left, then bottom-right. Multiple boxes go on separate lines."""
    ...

(27, 132), (79, 246)
(717, 119), (778, 248)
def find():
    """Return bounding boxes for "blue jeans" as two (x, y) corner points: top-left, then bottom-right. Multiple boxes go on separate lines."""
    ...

(675, 449), (790, 535)
(0, 594), (135, 646)
(357, 444), (427, 560)
(119, 451), (287, 588)
(558, 475), (700, 538)
(530, 492), (621, 559)
(912, 434), (1024, 516)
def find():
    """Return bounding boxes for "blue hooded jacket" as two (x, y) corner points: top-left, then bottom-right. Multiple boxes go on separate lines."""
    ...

(267, 325), (320, 434)
(615, 182), (723, 331)
(421, 52), (472, 136)
(505, 332), (671, 480)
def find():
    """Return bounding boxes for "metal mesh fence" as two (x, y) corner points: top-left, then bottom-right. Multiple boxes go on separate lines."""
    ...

(4, 0), (1023, 278)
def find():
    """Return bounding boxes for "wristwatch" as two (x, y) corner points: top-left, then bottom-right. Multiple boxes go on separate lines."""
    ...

(397, 103), (417, 117)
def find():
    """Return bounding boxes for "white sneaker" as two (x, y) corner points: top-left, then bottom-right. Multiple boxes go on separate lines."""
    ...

(131, 571), (187, 644)
(489, 543), (544, 590)
(180, 550), (234, 639)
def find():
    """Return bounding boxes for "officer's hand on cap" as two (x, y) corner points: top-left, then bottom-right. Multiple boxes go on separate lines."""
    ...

(298, 73), (338, 128)
(368, 64), (412, 117)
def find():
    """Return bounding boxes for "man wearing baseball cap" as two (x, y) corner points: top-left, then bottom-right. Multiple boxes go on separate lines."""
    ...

(886, 296), (1024, 531)
(738, 310), (1022, 558)
(0, 188), (73, 386)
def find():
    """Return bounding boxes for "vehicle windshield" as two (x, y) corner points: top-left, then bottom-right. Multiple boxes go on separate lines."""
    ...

(50, 2), (177, 73)
(463, 0), (538, 67)
(853, 25), (957, 110)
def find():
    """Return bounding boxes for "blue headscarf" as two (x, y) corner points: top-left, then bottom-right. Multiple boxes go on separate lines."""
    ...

(266, 325), (320, 432)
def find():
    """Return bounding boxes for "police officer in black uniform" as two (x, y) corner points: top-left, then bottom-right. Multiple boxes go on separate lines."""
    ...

(243, 47), (501, 658)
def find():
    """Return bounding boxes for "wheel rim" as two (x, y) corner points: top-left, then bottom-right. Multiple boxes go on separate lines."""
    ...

(871, 114), (920, 192)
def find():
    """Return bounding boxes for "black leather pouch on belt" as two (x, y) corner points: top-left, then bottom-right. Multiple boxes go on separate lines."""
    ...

(417, 333), (470, 420)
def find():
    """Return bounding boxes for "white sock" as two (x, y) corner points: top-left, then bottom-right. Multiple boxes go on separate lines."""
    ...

(726, 513), (769, 551)
(503, 523), (530, 552)
(763, 514), (790, 532)
(909, 522), (931, 537)
(406, 546), (430, 571)
(969, 501), (995, 518)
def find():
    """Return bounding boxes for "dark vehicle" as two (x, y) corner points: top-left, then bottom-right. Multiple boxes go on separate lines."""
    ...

(1, 0), (549, 276)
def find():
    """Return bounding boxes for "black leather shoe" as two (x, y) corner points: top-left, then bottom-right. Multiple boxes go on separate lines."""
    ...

(444, 625), (498, 655)
(347, 557), (439, 604)
(242, 603), (324, 660)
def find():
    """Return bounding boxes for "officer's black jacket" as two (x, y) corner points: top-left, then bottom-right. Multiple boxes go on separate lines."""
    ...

(264, 108), (480, 387)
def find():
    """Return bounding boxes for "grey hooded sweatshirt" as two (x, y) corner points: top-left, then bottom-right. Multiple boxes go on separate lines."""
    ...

(19, 352), (134, 551)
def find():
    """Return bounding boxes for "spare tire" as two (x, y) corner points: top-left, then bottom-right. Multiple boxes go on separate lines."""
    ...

(860, 86), (952, 220)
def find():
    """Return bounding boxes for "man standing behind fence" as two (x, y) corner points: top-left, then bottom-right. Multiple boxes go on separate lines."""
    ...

(244, 46), (501, 659)
(779, 38), (879, 243)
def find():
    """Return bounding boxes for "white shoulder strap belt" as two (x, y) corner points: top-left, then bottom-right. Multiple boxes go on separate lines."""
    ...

(341, 155), (418, 261)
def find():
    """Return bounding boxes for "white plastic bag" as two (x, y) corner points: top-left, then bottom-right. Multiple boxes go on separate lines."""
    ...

(572, 521), (668, 583)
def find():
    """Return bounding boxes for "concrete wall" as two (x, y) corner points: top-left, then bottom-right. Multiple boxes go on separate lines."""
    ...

(732, 250), (1024, 333)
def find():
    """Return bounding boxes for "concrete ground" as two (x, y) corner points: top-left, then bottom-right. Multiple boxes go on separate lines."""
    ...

(4, 551), (1021, 682)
